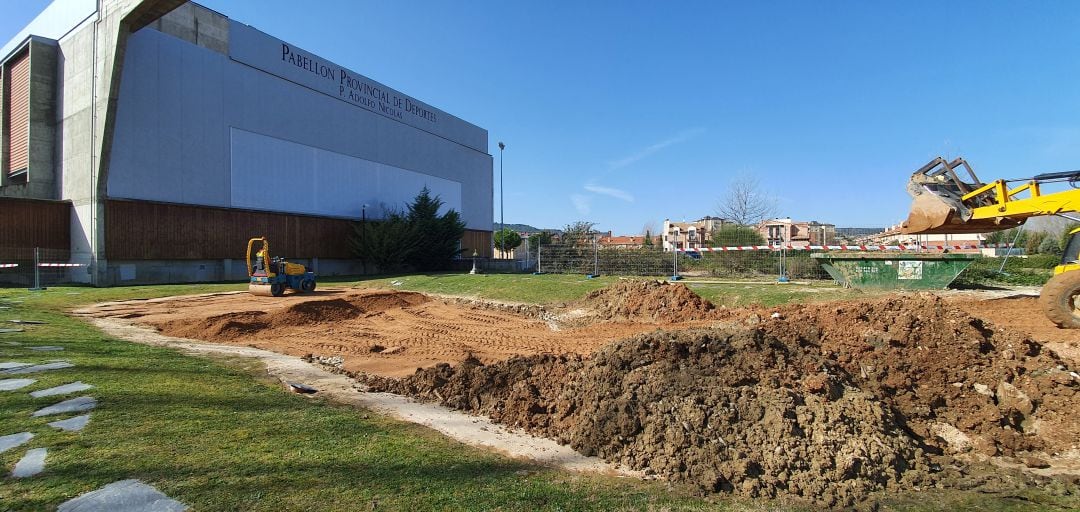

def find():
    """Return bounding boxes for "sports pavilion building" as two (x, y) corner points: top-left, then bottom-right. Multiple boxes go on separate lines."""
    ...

(0, 0), (493, 285)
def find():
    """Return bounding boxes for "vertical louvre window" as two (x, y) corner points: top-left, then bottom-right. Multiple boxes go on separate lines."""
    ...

(4, 49), (30, 176)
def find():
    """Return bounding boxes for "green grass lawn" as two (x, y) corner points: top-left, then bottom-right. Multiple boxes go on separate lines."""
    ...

(0, 276), (1073, 511)
(0, 286), (724, 511)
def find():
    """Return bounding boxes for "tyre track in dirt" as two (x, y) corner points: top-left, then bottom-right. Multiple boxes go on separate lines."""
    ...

(79, 288), (686, 377)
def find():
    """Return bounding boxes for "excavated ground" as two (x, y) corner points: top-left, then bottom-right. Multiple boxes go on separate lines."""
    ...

(82, 281), (1080, 507)
(84, 286), (710, 377)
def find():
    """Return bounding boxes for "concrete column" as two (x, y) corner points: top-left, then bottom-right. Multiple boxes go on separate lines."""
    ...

(83, 0), (186, 285)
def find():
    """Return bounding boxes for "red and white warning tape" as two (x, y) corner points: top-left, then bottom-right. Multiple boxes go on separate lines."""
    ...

(0, 263), (18, 268)
(675, 243), (1011, 252)
(37, 263), (86, 268)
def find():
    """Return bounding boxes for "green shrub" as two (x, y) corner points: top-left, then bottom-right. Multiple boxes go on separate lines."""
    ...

(952, 255), (1056, 287)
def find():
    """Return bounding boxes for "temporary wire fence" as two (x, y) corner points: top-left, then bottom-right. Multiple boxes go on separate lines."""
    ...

(528, 241), (823, 280)
(0, 247), (83, 288)
(529, 240), (1010, 281)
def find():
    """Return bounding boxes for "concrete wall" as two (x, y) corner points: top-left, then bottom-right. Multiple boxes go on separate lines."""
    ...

(146, 2), (228, 55)
(55, 18), (98, 272)
(0, 39), (59, 199)
(26, 39), (59, 197)
(106, 257), (365, 285)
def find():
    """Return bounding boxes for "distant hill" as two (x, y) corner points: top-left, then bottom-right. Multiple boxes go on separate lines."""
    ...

(497, 223), (556, 233)
(835, 227), (885, 237)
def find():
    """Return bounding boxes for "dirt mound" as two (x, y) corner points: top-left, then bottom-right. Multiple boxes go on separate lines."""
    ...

(278, 298), (361, 323)
(360, 294), (1080, 506)
(157, 310), (268, 340)
(363, 329), (932, 507)
(760, 294), (1080, 457)
(349, 291), (429, 312)
(576, 280), (720, 323)
(275, 292), (429, 324)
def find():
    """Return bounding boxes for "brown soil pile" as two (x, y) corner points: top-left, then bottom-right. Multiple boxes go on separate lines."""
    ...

(363, 329), (930, 507)
(760, 295), (1080, 457)
(575, 280), (721, 323)
(361, 294), (1080, 507)
(157, 291), (431, 340)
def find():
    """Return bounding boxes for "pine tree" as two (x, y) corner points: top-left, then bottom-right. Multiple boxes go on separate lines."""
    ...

(405, 187), (467, 270)
(351, 187), (466, 271)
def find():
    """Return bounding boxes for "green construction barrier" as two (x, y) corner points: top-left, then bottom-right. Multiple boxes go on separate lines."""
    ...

(811, 252), (978, 290)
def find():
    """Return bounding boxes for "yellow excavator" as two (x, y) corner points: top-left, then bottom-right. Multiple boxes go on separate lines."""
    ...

(901, 157), (1080, 328)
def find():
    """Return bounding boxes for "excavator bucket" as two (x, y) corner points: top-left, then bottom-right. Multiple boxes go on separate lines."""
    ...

(900, 157), (1023, 235)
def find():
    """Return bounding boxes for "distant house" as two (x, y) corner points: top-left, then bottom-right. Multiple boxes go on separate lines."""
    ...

(756, 218), (835, 247)
(598, 235), (660, 249)
(662, 217), (731, 251)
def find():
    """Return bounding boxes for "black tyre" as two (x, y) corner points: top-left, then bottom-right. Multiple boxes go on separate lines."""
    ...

(270, 283), (286, 297)
(1039, 270), (1080, 328)
(300, 279), (316, 293)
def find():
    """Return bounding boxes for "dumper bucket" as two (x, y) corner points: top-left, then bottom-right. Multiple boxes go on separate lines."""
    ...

(900, 157), (1023, 235)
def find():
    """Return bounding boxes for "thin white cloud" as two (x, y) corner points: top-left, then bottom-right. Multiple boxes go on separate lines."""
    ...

(584, 184), (634, 202)
(606, 127), (706, 170)
(570, 194), (591, 215)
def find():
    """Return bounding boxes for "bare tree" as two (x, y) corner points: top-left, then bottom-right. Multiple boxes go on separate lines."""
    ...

(715, 176), (778, 226)
(562, 221), (596, 246)
(640, 221), (658, 237)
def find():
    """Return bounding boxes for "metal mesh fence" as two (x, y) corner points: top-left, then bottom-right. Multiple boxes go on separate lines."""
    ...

(531, 242), (832, 280)
(0, 247), (82, 288)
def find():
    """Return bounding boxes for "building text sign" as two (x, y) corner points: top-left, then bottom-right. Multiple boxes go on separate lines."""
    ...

(278, 43), (438, 124)
(228, 21), (485, 151)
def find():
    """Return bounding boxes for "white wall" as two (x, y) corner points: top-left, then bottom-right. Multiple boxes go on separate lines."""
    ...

(230, 128), (461, 218)
(108, 25), (491, 228)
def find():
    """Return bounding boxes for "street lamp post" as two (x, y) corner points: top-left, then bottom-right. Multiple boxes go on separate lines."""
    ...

(498, 141), (505, 259)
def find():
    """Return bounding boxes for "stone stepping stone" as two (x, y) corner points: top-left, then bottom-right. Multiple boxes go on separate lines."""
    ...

(0, 432), (33, 454)
(0, 362), (31, 370)
(32, 396), (97, 417)
(0, 378), (36, 391)
(28, 346), (64, 352)
(57, 479), (188, 512)
(48, 414), (90, 432)
(31, 381), (93, 398)
(2, 341), (22, 345)
(11, 448), (46, 478)
(2, 361), (74, 375)
(0, 329), (24, 334)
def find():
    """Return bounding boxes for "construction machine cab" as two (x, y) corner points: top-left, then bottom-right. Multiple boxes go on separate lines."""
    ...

(1058, 227), (1080, 272)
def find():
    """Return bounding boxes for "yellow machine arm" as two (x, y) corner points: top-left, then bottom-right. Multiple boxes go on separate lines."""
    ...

(902, 157), (1080, 235)
(965, 179), (1080, 221)
(900, 157), (1080, 329)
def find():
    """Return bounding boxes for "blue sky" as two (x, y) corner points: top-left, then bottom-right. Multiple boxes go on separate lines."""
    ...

(5, 1), (1080, 234)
